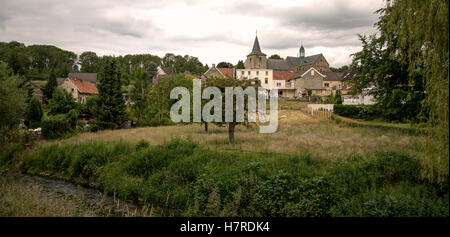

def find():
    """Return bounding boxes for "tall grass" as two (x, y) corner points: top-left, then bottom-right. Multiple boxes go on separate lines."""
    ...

(7, 138), (448, 217)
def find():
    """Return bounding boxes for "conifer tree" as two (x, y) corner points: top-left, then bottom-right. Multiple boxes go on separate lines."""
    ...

(44, 69), (58, 102)
(94, 57), (126, 128)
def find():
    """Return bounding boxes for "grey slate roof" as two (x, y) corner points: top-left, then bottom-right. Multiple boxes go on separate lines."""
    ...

(286, 54), (322, 66)
(323, 71), (345, 81)
(267, 59), (292, 71)
(288, 69), (309, 80)
(68, 73), (97, 84)
(247, 36), (266, 57)
(323, 71), (356, 81)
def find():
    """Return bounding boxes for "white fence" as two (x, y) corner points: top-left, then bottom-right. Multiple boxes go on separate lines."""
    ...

(307, 104), (334, 112)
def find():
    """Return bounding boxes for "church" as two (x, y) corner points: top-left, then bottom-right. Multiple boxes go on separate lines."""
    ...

(235, 35), (353, 98)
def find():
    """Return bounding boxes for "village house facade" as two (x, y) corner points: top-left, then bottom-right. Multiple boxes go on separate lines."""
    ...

(58, 73), (98, 103)
(60, 78), (98, 103)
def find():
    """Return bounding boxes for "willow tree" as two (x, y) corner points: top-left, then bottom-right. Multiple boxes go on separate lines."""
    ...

(353, 0), (448, 183)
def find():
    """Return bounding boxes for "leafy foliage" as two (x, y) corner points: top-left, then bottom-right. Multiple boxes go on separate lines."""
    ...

(0, 61), (28, 128)
(47, 88), (76, 114)
(26, 97), (43, 128)
(94, 57), (127, 129)
(8, 139), (448, 217)
(351, 0), (448, 181)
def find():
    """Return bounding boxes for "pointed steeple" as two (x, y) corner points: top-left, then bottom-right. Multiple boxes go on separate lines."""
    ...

(247, 35), (266, 57)
(299, 42), (305, 58)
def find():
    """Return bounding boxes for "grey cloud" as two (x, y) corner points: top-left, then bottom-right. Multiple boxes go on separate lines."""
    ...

(224, 0), (380, 31)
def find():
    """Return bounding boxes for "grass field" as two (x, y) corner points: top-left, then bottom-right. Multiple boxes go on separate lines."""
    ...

(3, 102), (445, 217)
(43, 104), (426, 160)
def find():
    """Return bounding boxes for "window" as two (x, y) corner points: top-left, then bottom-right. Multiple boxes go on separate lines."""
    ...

(265, 78), (268, 84)
(277, 82), (281, 87)
(256, 71), (259, 76)
(248, 71), (251, 75)
(338, 84), (341, 89)
(324, 83), (329, 87)
(265, 71), (268, 76)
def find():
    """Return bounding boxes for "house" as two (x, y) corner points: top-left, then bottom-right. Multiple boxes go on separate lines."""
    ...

(60, 78), (98, 103)
(287, 67), (327, 97)
(68, 73), (97, 85)
(153, 65), (169, 83)
(202, 64), (235, 79)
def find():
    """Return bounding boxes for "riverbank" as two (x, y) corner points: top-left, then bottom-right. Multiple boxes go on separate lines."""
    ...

(0, 171), (151, 217)
(2, 138), (448, 217)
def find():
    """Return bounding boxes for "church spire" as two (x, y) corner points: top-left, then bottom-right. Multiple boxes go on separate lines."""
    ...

(299, 42), (305, 58)
(247, 34), (266, 57)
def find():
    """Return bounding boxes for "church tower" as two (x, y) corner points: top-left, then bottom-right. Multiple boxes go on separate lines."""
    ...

(299, 43), (305, 58)
(244, 35), (267, 69)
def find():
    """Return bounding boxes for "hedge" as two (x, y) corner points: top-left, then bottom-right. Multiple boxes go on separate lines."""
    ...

(41, 115), (74, 139)
(333, 104), (380, 120)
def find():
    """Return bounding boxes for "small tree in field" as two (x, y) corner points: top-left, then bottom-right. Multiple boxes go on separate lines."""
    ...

(203, 75), (260, 146)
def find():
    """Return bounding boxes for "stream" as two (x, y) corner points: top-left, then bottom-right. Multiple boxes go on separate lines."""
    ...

(15, 174), (150, 217)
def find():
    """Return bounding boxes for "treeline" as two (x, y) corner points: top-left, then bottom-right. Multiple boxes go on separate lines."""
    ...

(0, 41), (209, 81)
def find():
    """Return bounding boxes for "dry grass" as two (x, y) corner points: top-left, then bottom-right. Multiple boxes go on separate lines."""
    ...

(0, 175), (97, 217)
(41, 107), (426, 160)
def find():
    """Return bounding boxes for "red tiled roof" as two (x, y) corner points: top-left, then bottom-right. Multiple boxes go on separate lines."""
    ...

(69, 78), (98, 94)
(273, 71), (296, 80)
(217, 68), (234, 78)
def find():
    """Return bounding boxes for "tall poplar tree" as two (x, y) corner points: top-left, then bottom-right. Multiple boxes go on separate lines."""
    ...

(95, 57), (126, 128)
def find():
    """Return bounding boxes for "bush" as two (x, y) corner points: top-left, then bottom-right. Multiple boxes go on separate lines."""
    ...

(334, 104), (379, 120)
(41, 115), (74, 139)
(47, 88), (76, 114)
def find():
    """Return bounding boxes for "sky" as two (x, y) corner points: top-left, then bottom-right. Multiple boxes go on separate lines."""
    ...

(0, 0), (385, 67)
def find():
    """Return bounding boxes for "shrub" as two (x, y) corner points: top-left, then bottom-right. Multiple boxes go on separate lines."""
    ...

(7, 138), (449, 217)
(47, 88), (76, 114)
(41, 115), (74, 139)
(334, 104), (379, 120)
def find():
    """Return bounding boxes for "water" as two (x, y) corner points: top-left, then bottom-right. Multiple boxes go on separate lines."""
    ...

(17, 174), (148, 217)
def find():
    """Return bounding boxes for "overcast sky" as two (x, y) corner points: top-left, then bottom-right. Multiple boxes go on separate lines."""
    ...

(0, 0), (384, 67)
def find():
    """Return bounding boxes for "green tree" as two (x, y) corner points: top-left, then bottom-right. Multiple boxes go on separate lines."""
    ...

(235, 60), (245, 69)
(203, 75), (260, 146)
(147, 61), (158, 82)
(94, 57), (126, 128)
(44, 69), (58, 101)
(352, 0), (448, 182)
(47, 88), (76, 114)
(217, 62), (233, 68)
(335, 90), (343, 104)
(0, 61), (27, 128)
(328, 91), (335, 104)
(268, 54), (283, 60)
(26, 97), (43, 128)
(79, 51), (99, 73)
(330, 65), (349, 72)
